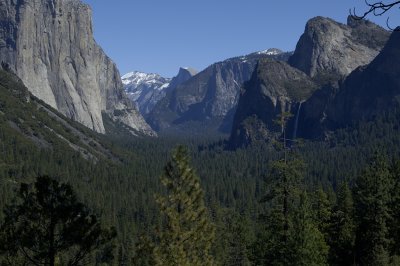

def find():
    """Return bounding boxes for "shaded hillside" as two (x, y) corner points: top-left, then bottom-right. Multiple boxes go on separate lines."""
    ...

(229, 59), (317, 147)
(0, 69), (124, 165)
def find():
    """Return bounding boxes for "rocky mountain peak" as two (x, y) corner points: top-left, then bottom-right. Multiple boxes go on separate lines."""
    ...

(122, 67), (198, 116)
(168, 67), (198, 89)
(180, 67), (198, 76)
(289, 16), (390, 79)
(122, 71), (171, 114)
(122, 71), (169, 87)
(256, 48), (283, 56)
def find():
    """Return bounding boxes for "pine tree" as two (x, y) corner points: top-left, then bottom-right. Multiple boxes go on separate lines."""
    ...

(132, 235), (157, 266)
(253, 110), (329, 265)
(354, 153), (392, 266)
(218, 210), (253, 266)
(154, 146), (215, 266)
(313, 187), (332, 242)
(291, 192), (329, 266)
(0, 176), (116, 266)
(253, 156), (304, 265)
(329, 182), (355, 266)
(389, 160), (400, 259)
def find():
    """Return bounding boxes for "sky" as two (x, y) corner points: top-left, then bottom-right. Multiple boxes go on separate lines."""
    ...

(82, 0), (400, 78)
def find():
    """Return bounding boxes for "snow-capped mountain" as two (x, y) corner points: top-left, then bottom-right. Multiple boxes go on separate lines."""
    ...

(256, 48), (283, 55)
(122, 68), (198, 115)
(122, 71), (171, 114)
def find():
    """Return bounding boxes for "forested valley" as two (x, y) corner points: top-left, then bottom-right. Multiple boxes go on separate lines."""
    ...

(0, 0), (399, 264)
(1, 68), (400, 264)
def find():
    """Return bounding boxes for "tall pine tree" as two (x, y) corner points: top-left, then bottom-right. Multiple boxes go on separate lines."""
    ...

(253, 111), (328, 265)
(154, 146), (215, 266)
(292, 192), (329, 266)
(389, 160), (400, 261)
(354, 153), (392, 266)
(329, 181), (355, 266)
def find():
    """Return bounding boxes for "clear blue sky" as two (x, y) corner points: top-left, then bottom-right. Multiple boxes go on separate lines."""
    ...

(82, 0), (400, 78)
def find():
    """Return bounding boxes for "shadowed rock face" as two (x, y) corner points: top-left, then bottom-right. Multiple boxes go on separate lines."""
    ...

(168, 67), (198, 90)
(287, 28), (400, 141)
(0, 0), (154, 135)
(228, 17), (393, 148)
(229, 59), (316, 148)
(328, 29), (400, 126)
(289, 16), (389, 80)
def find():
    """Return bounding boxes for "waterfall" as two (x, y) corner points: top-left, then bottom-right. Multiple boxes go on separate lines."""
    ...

(293, 102), (303, 140)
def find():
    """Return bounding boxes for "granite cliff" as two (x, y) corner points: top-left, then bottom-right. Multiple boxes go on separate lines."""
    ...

(229, 17), (391, 148)
(0, 0), (154, 135)
(289, 16), (389, 80)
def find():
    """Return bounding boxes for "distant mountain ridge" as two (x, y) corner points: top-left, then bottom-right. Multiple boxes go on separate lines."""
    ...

(146, 48), (291, 135)
(122, 67), (198, 115)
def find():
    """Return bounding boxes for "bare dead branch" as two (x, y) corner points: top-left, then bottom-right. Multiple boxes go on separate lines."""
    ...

(350, 0), (400, 30)
(351, 0), (400, 18)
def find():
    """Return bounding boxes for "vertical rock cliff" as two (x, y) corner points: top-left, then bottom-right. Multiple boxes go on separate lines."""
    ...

(0, 0), (154, 135)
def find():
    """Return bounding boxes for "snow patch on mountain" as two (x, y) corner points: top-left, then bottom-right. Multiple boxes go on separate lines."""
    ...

(257, 48), (283, 55)
(122, 71), (171, 114)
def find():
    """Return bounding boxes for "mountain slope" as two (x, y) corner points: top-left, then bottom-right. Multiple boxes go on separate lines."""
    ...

(0, 68), (123, 163)
(0, 0), (154, 135)
(147, 49), (291, 135)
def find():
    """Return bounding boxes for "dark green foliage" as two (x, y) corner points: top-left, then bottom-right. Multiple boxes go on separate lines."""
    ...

(254, 154), (329, 266)
(390, 161), (400, 258)
(214, 209), (253, 266)
(263, 158), (305, 263)
(312, 188), (333, 243)
(0, 66), (400, 264)
(354, 154), (392, 266)
(291, 192), (329, 266)
(132, 235), (157, 266)
(0, 176), (116, 265)
(155, 146), (215, 266)
(329, 182), (355, 266)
